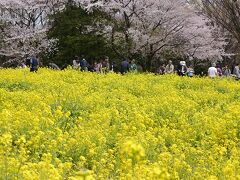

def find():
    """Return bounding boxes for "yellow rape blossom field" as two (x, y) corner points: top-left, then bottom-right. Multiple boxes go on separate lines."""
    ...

(0, 68), (240, 179)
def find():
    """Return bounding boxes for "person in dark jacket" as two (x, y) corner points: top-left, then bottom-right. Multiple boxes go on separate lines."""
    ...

(110, 61), (119, 73)
(217, 64), (223, 77)
(120, 59), (130, 74)
(156, 64), (166, 75)
(102, 57), (110, 74)
(30, 55), (39, 72)
(177, 61), (187, 76)
(80, 57), (89, 71)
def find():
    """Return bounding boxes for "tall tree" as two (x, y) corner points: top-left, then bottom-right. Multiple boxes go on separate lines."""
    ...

(75, 0), (226, 70)
(193, 0), (240, 53)
(46, 4), (115, 66)
(0, 0), (64, 65)
(0, 0), (226, 69)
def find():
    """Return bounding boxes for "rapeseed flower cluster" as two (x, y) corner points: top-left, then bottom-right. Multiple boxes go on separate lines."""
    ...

(0, 68), (240, 179)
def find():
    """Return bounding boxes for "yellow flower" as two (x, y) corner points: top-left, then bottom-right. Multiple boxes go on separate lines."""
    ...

(0, 68), (240, 179)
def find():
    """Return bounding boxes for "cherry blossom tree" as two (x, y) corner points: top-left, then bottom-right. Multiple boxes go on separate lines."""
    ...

(74, 0), (226, 69)
(0, 0), (64, 65)
(180, 5), (226, 61)
(192, 0), (240, 56)
(0, 0), (226, 68)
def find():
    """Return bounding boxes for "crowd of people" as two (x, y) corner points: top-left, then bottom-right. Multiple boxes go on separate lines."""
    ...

(207, 62), (240, 80)
(72, 56), (140, 74)
(156, 60), (240, 80)
(155, 60), (194, 77)
(71, 56), (194, 76)
(26, 54), (240, 80)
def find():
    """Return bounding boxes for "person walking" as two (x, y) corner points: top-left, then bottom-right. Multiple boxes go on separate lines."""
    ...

(222, 65), (231, 77)
(30, 54), (39, 72)
(80, 57), (89, 71)
(156, 64), (166, 75)
(208, 63), (218, 78)
(73, 56), (80, 70)
(110, 61), (119, 73)
(120, 59), (130, 74)
(102, 57), (110, 74)
(187, 66), (194, 77)
(217, 65), (223, 77)
(93, 61), (103, 73)
(233, 63), (240, 80)
(165, 60), (174, 74)
(177, 61), (188, 76)
(129, 59), (137, 73)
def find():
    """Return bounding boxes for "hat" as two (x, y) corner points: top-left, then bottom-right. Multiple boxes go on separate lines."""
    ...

(180, 61), (186, 66)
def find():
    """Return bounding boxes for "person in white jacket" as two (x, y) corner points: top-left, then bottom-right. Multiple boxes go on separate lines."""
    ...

(208, 63), (218, 78)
